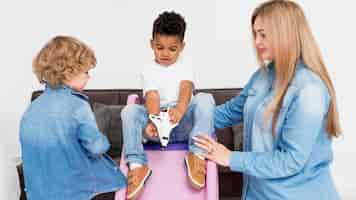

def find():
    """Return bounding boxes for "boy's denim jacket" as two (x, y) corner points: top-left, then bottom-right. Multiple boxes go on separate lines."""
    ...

(215, 61), (340, 200)
(20, 85), (126, 200)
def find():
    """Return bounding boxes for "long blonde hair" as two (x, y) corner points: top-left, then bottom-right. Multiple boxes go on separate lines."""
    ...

(252, 0), (341, 137)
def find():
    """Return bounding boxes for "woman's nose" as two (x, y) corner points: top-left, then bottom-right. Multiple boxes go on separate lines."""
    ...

(255, 36), (261, 46)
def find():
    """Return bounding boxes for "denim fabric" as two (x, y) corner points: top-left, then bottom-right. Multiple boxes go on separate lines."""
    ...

(121, 93), (215, 165)
(20, 84), (126, 200)
(214, 61), (340, 200)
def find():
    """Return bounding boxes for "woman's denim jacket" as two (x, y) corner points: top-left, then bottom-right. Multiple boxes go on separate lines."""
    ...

(215, 62), (340, 200)
(20, 85), (126, 200)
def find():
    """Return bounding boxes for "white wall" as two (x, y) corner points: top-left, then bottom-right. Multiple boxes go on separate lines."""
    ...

(0, 0), (355, 199)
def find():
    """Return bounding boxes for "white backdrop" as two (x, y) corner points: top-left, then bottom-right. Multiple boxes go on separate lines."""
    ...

(0, 0), (355, 199)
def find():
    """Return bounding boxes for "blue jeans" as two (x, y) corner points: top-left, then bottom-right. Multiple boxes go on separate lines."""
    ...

(121, 93), (215, 165)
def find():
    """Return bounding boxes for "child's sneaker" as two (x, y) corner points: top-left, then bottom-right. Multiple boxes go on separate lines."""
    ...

(184, 152), (206, 190)
(127, 166), (152, 200)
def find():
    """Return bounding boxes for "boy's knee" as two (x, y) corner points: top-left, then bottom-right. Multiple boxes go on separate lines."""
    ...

(121, 104), (142, 119)
(194, 93), (215, 107)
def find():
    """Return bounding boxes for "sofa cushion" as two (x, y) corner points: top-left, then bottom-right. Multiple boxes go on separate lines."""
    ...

(92, 102), (124, 158)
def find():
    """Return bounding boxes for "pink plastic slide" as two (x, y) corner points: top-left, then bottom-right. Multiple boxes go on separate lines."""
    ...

(115, 145), (219, 200)
(115, 94), (219, 200)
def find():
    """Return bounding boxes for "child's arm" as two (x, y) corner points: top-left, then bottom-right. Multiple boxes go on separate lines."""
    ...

(144, 90), (160, 137)
(75, 103), (110, 158)
(145, 90), (160, 115)
(142, 66), (160, 115)
(169, 80), (193, 124)
(142, 67), (161, 137)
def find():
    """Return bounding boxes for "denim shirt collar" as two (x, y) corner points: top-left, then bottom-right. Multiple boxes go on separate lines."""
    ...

(45, 83), (89, 101)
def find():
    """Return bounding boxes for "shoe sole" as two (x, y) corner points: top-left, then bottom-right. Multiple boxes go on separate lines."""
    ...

(127, 169), (152, 200)
(184, 157), (205, 190)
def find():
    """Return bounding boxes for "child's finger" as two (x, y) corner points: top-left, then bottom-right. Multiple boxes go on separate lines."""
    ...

(168, 110), (174, 118)
(150, 126), (157, 136)
(170, 116), (177, 124)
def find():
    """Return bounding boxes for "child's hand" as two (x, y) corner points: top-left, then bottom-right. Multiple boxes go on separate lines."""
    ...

(145, 122), (158, 138)
(168, 107), (183, 124)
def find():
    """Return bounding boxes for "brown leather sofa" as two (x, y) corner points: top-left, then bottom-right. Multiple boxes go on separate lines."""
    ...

(17, 88), (243, 200)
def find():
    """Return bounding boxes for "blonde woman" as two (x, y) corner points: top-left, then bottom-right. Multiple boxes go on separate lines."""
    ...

(194, 0), (341, 199)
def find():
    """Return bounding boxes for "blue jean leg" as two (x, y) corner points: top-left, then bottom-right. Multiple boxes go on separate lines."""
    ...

(121, 93), (215, 164)
(121, 104), (149, 165)
(170, 92), (216, 154)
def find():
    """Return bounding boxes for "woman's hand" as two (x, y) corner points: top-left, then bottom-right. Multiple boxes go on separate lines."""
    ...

(193, 134), (232, 167)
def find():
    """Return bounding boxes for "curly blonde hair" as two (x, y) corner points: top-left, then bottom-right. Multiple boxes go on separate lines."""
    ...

(33, 36), (96, 87)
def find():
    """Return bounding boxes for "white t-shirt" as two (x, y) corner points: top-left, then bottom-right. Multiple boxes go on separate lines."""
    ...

(141, 58), (195, 107)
